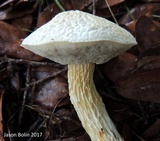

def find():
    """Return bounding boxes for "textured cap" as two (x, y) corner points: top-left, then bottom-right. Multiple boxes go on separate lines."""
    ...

(21, 10), (137, 64)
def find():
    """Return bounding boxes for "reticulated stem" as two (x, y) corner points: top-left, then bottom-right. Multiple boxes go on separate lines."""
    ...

(68, 64), (124, 141)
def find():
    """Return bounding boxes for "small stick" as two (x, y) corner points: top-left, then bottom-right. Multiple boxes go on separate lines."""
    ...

(26, 120), (45, 141)
(92, 0), (97, 15)
(25, 66), (67, 89)
(54, 0), (65, 12)
(18, 65), (31, 129)
(105, 0), (118, 24)
(0, 57), (64, 68)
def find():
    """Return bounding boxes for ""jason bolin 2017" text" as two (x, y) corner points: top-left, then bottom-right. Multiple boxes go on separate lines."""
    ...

(4, 132), (43, 138)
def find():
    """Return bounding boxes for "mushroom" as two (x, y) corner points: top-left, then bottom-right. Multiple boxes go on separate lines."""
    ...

(21, 10), (137, 141)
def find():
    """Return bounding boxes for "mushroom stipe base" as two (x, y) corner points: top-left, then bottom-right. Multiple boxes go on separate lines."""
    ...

(68, 64), (124, 141)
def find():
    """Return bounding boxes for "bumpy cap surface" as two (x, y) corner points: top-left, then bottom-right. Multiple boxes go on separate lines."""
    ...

(21, 10), (137, 64)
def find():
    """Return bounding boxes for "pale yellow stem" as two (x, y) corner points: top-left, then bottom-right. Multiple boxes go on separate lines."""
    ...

(68, 64), (124, 141)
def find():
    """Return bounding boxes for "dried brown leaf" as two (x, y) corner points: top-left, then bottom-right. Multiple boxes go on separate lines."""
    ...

(119, 3), (160, 25)
(102, 52), (137, 83)
(31, 66), (68, 109)
(137, 43), (160, 70)
(37, 3), (60, 27)
(0, 1), (38, 20)
(141, 119), (160, 140)
(35, 76), (68, 108)
(124, 21), (136, 34)
(135, 16), (160, 51)
(0, 21), (43, 61)
(139, 59), (160, 70)
(116, 69), (160, 102)
(11, 15), (33, 34)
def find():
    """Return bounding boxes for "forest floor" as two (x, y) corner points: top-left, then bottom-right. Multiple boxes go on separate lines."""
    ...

(0, 0), (160, 141)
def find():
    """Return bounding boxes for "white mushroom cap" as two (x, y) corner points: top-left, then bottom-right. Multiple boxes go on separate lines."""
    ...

(21, 10), (137, 64)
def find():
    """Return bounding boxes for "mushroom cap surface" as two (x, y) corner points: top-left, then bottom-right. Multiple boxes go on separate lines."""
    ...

(21, 10), (137, 64)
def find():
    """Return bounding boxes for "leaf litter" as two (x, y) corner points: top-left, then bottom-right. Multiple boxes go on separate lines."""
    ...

(0, 0), (160, 141)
